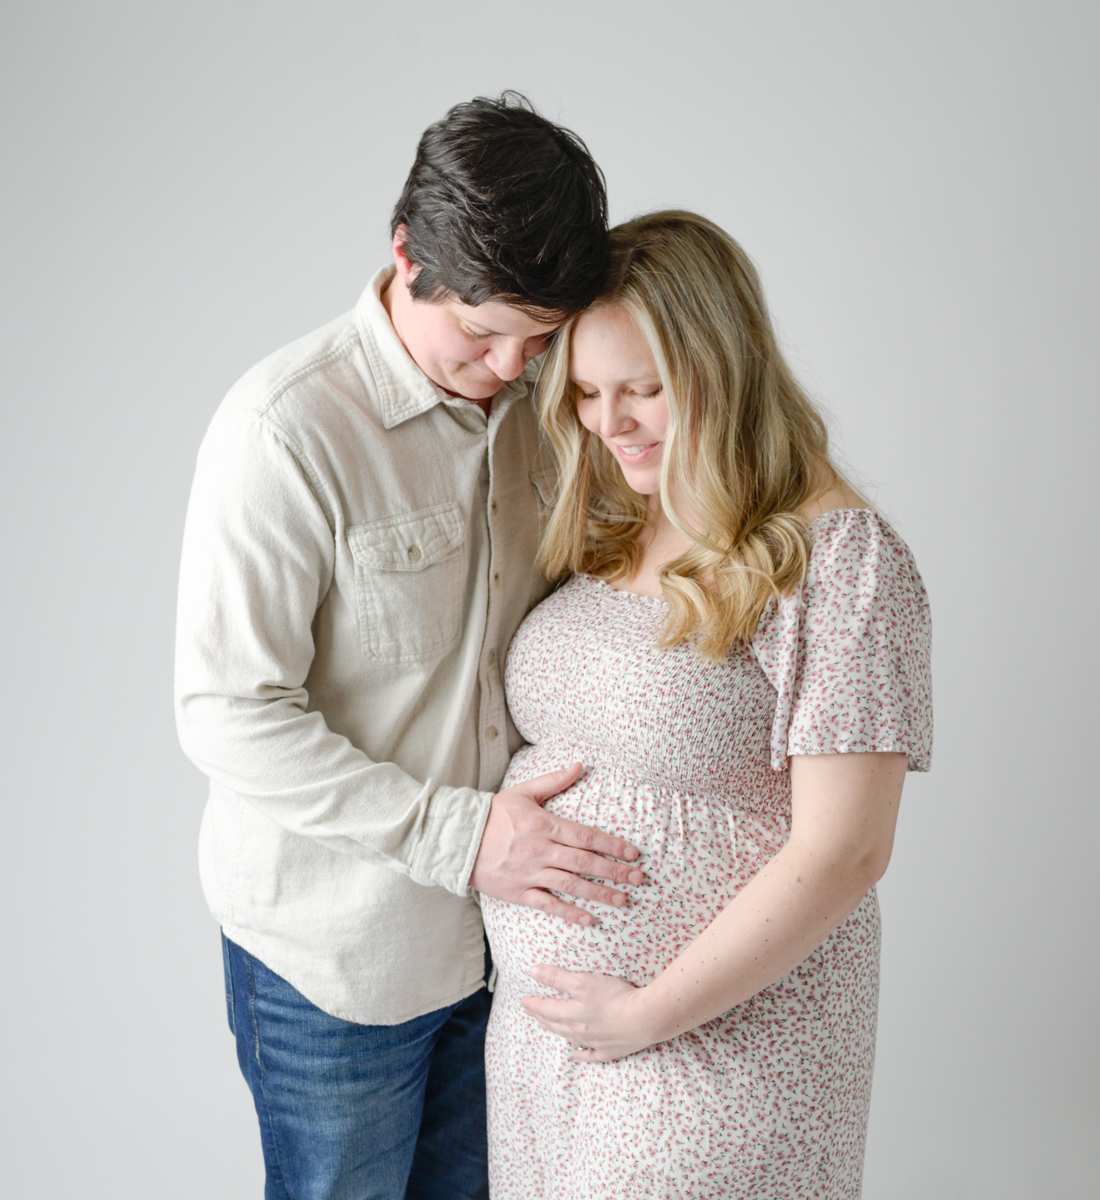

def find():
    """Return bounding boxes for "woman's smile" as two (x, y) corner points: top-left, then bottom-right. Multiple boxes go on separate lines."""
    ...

(570, 304), (668, 496)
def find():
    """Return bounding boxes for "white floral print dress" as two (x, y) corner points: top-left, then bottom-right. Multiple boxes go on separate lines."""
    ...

(480, 510), (933, 1200)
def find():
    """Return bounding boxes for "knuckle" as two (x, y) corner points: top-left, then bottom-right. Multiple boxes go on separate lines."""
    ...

(575, 826), (596, 849)
(570, 850), (592, 874)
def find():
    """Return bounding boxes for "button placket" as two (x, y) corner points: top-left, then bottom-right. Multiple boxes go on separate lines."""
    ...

(481, 421), (512, 773)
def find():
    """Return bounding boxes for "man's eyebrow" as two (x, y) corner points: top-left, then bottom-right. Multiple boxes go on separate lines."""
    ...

(462, 317), (557, 338)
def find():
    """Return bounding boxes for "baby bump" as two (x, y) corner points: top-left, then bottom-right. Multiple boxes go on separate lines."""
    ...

(482, 753), (790, 993)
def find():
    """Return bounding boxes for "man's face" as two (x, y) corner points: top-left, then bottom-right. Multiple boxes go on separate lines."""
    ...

(386, 232), (561, 401)
(402, 293), (560, 401)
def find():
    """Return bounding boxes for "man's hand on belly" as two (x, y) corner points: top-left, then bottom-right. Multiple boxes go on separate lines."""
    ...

(470, 763), (644, 925)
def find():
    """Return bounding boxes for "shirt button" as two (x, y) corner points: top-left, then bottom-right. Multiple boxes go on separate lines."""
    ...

(493, 572), (500, 587)
(407, 545), (421, 562)
(486, 726), (499, 741)
(490, 500), (498, 515)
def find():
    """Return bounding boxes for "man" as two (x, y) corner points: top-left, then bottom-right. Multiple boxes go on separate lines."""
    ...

(175, 94), (642, 1199)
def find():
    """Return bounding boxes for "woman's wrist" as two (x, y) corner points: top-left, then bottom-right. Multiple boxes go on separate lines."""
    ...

(626, 978), (690, 1048)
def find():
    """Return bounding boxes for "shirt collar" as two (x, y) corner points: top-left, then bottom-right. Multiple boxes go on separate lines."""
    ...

(355, 267), (535, 430)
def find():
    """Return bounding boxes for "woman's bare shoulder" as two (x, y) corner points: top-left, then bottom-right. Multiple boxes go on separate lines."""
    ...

(796, 471), (870, 523)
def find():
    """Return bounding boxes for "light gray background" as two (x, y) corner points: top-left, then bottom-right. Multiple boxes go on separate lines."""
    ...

(2, 1), (1096, 1196)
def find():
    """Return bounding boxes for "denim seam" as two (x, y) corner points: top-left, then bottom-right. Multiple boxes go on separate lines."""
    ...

(246, 949), (292, 1195)
(222, 934), (236, 1035)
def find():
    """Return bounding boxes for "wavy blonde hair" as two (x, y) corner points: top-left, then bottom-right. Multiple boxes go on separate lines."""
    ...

(536, 210), (838, 659)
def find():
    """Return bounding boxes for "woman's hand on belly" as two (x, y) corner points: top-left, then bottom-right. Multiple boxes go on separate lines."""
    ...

(521, 964), (658, 1062)
(520, 752), (907, 1059)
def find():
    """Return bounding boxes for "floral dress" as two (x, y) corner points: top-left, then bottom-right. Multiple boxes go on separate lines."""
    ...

(480, 509), (933, 1200)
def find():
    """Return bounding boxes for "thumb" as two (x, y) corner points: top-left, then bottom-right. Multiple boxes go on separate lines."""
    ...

(523, 762), (584, 805)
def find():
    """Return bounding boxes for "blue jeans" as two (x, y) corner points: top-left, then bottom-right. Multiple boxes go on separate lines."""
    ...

(221, 934), (490, 1200)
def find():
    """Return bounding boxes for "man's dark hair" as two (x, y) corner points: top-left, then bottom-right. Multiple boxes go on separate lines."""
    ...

(391, 92), (609, 319)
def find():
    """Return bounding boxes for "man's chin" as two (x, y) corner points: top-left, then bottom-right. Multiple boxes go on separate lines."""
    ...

(449, 374), (502, 401)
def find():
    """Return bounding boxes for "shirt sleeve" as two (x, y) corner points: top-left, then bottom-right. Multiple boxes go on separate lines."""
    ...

(751, 509), (933, 773)
(174, 406), (491, 895)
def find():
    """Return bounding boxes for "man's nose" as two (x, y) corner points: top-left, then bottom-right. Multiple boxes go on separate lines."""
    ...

(484, 342), (527, 381)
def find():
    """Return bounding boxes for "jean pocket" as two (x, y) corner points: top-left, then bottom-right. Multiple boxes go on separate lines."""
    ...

(347, 502), (466, 663)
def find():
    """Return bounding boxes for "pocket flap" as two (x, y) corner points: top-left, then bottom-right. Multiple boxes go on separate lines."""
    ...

(348, 502), (465, 571)
(529, 466), (558, 508)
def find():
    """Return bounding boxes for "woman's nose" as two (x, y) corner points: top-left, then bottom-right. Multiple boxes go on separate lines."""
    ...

(597, 396), (633, 439)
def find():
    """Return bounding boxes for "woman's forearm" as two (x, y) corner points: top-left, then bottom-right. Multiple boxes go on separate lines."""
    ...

(630, 833), (881, 1044)
(628, 752), (906, 1045)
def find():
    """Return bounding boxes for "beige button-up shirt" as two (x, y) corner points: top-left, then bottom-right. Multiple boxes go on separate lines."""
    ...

(175, 268), (552, 1024)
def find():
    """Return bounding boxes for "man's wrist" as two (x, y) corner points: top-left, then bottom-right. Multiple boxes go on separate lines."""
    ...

(462, 788), (498, 894)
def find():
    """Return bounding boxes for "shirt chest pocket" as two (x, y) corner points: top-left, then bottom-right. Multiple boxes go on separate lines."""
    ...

(347, 502), (467, 663)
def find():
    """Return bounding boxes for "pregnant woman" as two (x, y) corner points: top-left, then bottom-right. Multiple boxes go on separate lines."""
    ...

(480, 210), (932, 1199)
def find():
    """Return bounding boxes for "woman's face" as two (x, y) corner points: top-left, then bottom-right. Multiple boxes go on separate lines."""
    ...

(570, 305), (668, 497)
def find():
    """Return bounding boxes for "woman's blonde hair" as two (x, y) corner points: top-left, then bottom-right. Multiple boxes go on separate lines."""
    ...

(537, 209), (837, 659)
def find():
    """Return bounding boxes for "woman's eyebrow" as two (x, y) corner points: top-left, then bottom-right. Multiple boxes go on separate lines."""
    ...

(570, 374), (661, 386)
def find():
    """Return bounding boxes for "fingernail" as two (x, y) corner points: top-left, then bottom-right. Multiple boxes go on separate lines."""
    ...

(580, 914), (593, 926)
(628, 870), (644, 884)
(613, 894), (625, 906)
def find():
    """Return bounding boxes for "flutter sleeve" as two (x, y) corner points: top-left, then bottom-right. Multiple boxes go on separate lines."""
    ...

(751, 509), (933, 772)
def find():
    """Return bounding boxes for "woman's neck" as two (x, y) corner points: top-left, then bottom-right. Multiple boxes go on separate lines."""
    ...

(608, 500), (696, 601)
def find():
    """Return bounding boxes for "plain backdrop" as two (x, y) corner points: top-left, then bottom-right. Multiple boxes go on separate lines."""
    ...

(2, 1), (1097, 1196)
